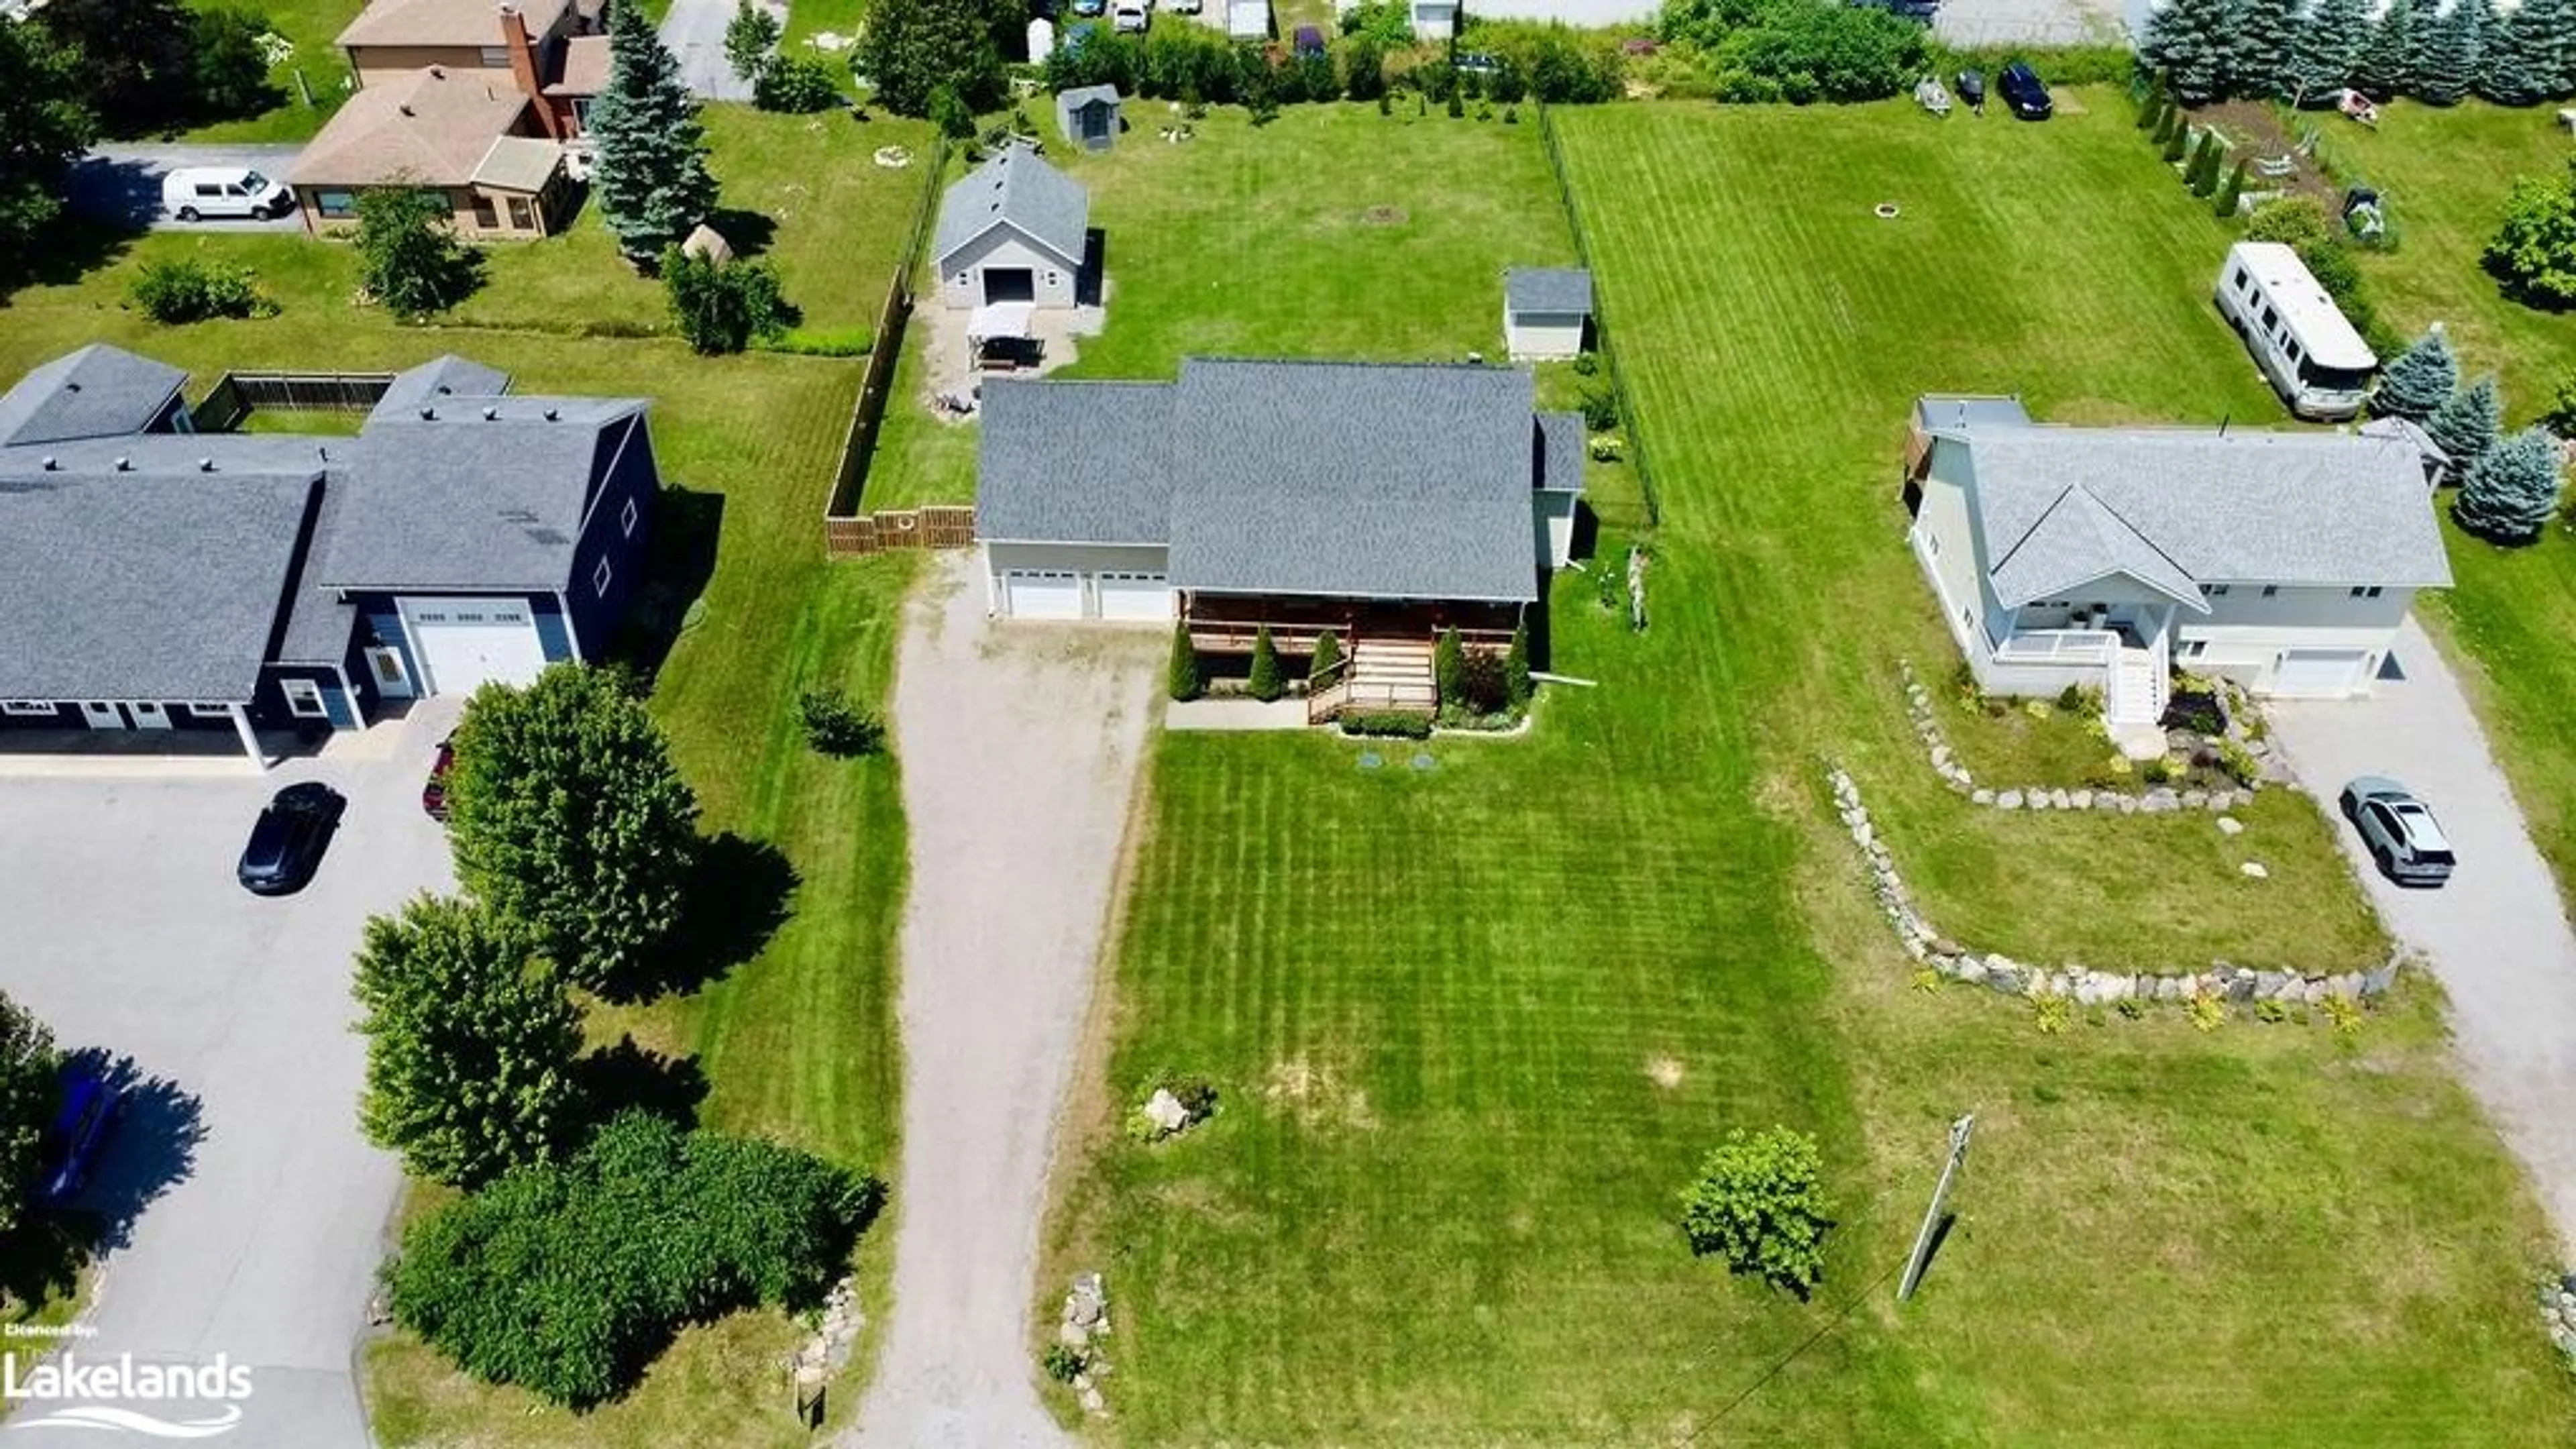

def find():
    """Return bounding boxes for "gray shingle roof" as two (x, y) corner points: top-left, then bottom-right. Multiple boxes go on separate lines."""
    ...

(372, 355), (513, 419)
(1953, 425), (2453, 602)
(1537, 411), (1585, 494)
(2358, 414), (2449, 466)
(0, 345), (189, 447)
(0, 470), (319, 700)
(1505, 267), (1592, 317)
(975, 380), (1174, 543)
(932, 144), (1089, 270)
(318, 398), (643, 591)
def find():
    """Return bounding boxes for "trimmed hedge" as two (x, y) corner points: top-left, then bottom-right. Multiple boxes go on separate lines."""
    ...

(1341, 711), (1432, 739)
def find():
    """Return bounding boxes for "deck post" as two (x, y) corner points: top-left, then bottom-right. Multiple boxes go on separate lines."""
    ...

(229, 702), (267, 771)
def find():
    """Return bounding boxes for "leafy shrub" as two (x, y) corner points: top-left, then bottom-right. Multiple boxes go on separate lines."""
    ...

(2115, 995), (2147, 1020)
(2542, 370), (2576, 439)
(2186, 988), (2224, 1032)
(2031, 991), (2070, 1034)
(355, 186), (481, 319)
(1665, 0), (1925, 103)
(1340, 711), (1432, 739)
(2083, 754), (2133, 791)
(0, 992), (60, 1237)
(1454, 650), (1512, 715)
(1434, 627), (1466, 706)
(2140, 755), (2175, 786)
(2485, 164), (2576, 311)
(129, 257), (274, 323)
(2215, 738), (2259, 787)
(2255, 998), (2289, 1024)
(1677, 1127), (1833, 1295)
(663, 248), (791, 355)
(2322, 993), (2363, 1035)
(1909, 966), (1941, 994)
(1580, 386), (1619, 431)
(1340, 0), (1413, 46)
(1504, 623), (1533, 708)
(756, 52), (844, 111)
(2244, 194), (2329, 248)
(1042, 1342), (1085, 1383)
(798, 688), (884, 757)
(386, 1112), (881, 1407)
(190, 5), (282, 121)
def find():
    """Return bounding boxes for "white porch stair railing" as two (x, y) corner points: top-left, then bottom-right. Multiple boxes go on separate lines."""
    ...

(2106, 631), (2169, 727)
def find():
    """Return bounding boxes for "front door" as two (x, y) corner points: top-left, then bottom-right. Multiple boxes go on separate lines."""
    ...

(78, 701), (122, 730)
(125, 701), (173, 731)
(367, 645), (415, 700)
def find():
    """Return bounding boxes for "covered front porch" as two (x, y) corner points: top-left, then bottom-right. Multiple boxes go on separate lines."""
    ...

(1982, 600), (2177, 751)
(1181, 593), (1521, 655)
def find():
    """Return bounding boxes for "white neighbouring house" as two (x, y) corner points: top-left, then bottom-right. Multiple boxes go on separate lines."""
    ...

(1904, 394), (2452, 735)
(931, 143), (1091, 315)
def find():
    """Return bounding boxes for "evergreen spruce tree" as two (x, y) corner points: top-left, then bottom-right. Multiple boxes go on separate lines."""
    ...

(2534, 0), (2576, 97)
(2163, 115), (2192, 163)
(2214, 156), (2249, 216)
(2428, 374), (2505, 479)
(2151, 97), (2180, 146)
(2414, 0), (2483, 104)
(2136, 70), (2168, 127)
(2289, 0), (2371, 101)
(2454, 427), (2567, 543)
(2186, 129), (2222, 194)
(2353, 0), (2420, 97)
(1309, 630), (1343, 685)
(589, 0), (720, 264)
(1503, 622), (1533, 708)
(2235, 0), (2300, 97)
(2372, 326), (2457, 421)
(2141, 0), (2238, 105)
(1246, 625), (1283, 702)
(2477, 0), (2569, 104)
(1166, 621), (1201, 702)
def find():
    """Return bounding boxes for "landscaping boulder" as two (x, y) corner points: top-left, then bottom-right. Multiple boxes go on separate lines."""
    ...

(1996, 790), (2023, 810)
(1142, 1089), (1189, 1135)
(2216, 816), (2244, 836)
(681, 223), (736, 265)
(2239, 861), (2269, 879)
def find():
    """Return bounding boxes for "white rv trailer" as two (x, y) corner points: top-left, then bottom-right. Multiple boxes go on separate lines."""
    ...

(2214, 241), (2378, 421)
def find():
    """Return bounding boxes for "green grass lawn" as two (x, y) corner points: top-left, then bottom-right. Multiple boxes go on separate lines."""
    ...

(1036, 94), (2564, 1446)
(1, 119), (916, 1441)
(2304, 104), (2576, 906)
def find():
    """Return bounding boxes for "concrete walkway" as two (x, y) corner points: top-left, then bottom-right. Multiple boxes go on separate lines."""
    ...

(1165, 696), (1309, 731)
(845, 555), (1160, 1448)
(2267, 617), (2576, 1253)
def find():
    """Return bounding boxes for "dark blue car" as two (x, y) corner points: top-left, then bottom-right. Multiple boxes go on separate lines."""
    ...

(237, 781), (346, 896)
(33, 1064), (121, 1210)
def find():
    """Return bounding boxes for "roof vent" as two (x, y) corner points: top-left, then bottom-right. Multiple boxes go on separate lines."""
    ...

(62, 381), (80, 394)
(399, 104), (416, 117)
(543, 407), (559, 421)
(429, 64), (444, 78)
(199, 457), (216, 472)
(114, 457), (131, 472)
(40, 456), (56, 471)
(483, 405), (500, 421)
(419, 406), (437, 420)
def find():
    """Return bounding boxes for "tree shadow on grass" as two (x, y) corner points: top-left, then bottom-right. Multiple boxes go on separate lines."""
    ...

(702, 208), (778, 259)
(602, 832), (798, 1004)
(610, 484), (723, 692)
(2, 210), (142, 303)
(572, 1035), (710, 1131)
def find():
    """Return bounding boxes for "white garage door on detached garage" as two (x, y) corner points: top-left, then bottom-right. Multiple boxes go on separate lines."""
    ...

(1003, 571), (1083, 620)
(2272, 647), (2371, 698)
(1095, 573), (1173, 622)
(399, 597), (549, 694)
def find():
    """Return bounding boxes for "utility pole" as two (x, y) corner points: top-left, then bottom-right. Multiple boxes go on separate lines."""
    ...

(1898, 1114), (1974, 1302)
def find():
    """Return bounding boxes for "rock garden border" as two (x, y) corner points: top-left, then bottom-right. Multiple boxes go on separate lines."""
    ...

(1898, 659), (2287, 816)
(1829, 764), (2400, 1016)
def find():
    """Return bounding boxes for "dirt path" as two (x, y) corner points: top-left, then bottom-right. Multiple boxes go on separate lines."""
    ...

(846, 555), (1161, 1447)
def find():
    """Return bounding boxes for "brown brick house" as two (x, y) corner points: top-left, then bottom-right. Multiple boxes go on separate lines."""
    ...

(286, 65), (577, 238)
(336, 0), (605, 137)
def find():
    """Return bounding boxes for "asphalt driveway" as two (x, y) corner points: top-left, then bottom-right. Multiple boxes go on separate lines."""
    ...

(2268, 617), (2576, 1254)
(660, 0), (775, 101)
(0, 704), (458, 1448)
(66, 146), (306, 234)
(845, 555), (1161, 1448)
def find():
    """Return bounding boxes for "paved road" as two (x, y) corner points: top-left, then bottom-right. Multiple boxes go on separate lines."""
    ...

(661, 0), (777, 101)
(1932, 0), (2128, 49)
(845, 556), (1161, 1448)
(2269, 617), (2576, 1255)
(66, 145), (306, 234)
(0, 705), (458, 1448)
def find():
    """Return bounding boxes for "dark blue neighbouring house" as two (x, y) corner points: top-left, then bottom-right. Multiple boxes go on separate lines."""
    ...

(0, 345), (659, 765)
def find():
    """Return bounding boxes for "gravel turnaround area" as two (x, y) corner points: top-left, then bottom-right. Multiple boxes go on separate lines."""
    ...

(845, 555), (1161, 1448)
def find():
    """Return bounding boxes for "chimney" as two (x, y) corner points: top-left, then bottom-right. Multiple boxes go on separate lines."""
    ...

(498, 3), (559, 138)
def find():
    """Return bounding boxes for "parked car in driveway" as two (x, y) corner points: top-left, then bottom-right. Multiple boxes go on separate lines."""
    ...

(2340, 775), (2455, 886)
(32, 1062), (122, 1210)
(1997, 62), (2052, 120)
(161, 166), (293, 221)
(1070, 0), (1104, 18)
(237, 782), (346, 895)
(1112, 0), (1148, 32)
(422, 737), (455, 821)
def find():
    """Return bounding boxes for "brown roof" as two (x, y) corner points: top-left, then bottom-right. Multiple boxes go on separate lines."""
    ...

(289, 66), (538, 190)
(337, 0), (570, 50)
(543, 34), (609, 96)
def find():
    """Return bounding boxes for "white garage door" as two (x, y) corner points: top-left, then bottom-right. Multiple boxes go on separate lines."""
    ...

(2271, 648), (2369, 698)
(400, 597), (549, 695)
(1095, 573), (1174, 622)
(1004, 571), (1083, 621)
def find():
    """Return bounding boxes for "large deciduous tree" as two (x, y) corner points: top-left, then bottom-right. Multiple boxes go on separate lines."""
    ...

(590, 0), (719, 264)
(34, 0), (196, 132)
(353, 896), (582, 1189)
(856, 0), (1008, 117)
(0, 24), (97, 285)
(2485, 162), (2576, 309)
(2371, 326), (2459, 421)
(724, 0), (781, 90)
(2141, 0), (2237, 104)
(2454, 427), (2568, 543)
(445, 664), (702, 996)
(1678, 1127), (1835, 1297)
(354, 184), (480, 317)
(0, 993), (59, 1236)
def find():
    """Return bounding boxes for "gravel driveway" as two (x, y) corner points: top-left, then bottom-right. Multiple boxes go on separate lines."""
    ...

(0, 705), (458, 1448)
(846, 555), (1161, 1448)
(66, 146), (306, 234)
(2267, 617), (2576, 1253)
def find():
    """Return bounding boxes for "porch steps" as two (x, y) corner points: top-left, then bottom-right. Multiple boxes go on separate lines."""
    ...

(2110, 647), (2166, 727)
(1347, 638), (1438, 712)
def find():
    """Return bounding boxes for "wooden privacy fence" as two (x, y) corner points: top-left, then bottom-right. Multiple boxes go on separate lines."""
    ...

(824, 136), (977, 559)
(195, 370), (394, 431)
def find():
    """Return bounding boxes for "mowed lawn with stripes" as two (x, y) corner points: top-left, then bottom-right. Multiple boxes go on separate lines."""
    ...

(1038, 96), (2575, 1446)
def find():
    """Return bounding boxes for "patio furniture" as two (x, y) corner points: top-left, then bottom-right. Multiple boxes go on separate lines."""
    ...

(2255, 154), (2297, 178)
(2337, 89), (2381, 127)
(1915, 75), (1953, 117)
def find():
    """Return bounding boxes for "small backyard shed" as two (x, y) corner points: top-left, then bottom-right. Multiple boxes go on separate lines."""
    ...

(1056, 84), (1121, 152)
(1503, 267), (1593, 361)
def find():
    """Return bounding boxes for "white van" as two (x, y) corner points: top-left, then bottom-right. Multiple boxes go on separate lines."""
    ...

(2214, 241), (2377, 421)
(161, 166), (294, 222)
(1111, 0), (1148, 31)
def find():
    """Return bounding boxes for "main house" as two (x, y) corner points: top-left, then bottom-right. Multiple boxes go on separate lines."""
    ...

(975, 358), (1582, 702)
(0, 346), (657, 763)
(1904, 395), (2451, 733)
(289, 0), (603, 238)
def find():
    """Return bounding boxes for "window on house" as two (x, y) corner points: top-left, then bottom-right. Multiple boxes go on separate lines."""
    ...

(2351, 585), (2383, 598)
(281, 679), (328, 719)
(480, 44), (511, 66)
(506, 195), (535, 230)
(2201, 584), (2231, 597)
(1, 700), (56, 717)
(620, 496), (639, 537)
(2261, 585), (2279, 598)
(593, 557), (613, 597)
(472, 195), (500, 229)
(186, 702), (234, 718)
(2179, 639), (2208, 660)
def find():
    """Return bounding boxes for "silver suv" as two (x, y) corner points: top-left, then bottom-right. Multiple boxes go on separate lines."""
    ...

(2339, 776), (2455, 887)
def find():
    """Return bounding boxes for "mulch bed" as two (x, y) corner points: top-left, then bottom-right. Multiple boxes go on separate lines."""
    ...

(2183, 100), (2344, 209)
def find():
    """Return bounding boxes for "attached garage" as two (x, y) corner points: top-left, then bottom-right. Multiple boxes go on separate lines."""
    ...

(1095, 573), (1174, 621)
(398, 596), (549, 694)
(2270, 647), (2370, 698)
(1002, 571), (1084, 621)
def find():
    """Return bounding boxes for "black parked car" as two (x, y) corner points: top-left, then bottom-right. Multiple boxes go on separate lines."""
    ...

(238, 782), (346, 895)
(1998, 61), (2052, 119)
